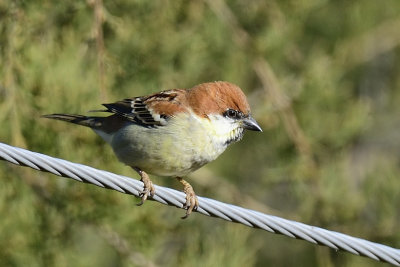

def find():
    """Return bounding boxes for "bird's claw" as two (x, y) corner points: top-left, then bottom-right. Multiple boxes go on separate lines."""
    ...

(180, 181), (199, 219)
(134, 169), (155, 206)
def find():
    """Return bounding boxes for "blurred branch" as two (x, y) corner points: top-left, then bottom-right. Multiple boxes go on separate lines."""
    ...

(253, 59), (312, 158)
(205, 0), (314, 162)
(205, 0), (251, 48)
(89, 0), (108, 102)
(2, 2), (26, 148)
(99, 225), (158, 267)
(335, 18), (400, 68)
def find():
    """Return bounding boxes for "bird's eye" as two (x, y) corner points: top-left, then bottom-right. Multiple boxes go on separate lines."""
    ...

(224, 109), (241, 119)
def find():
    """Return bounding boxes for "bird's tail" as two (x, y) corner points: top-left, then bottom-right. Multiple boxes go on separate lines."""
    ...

(42, 114), (103, 129)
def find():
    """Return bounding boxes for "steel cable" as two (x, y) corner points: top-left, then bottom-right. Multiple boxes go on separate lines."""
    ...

(0, 142), (399, 265)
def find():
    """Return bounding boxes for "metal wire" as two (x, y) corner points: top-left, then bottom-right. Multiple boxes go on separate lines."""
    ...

(0, 142), (399, 265)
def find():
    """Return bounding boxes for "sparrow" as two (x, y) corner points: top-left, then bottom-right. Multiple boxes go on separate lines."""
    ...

(43, 81), (262, 218)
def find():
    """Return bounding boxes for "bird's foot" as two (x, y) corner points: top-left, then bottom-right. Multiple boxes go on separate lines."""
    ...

(177, 177), (199, 219)
(133, 168), (155, 206)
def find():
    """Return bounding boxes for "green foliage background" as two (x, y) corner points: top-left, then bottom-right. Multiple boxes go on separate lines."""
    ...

(1, 0), (400, 266)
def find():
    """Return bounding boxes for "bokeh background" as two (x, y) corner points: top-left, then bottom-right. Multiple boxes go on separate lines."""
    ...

(1, 0), (400, 266)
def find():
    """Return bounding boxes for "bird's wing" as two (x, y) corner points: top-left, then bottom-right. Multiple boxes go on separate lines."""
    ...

(102, 89), (188, 127)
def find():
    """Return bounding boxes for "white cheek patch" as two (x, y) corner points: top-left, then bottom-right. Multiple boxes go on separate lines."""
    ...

(207, 114), (238, 136)
(202, 114), (244, 146)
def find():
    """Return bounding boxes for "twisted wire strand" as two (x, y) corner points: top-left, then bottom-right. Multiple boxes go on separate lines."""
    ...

(0, 142), (399, 265)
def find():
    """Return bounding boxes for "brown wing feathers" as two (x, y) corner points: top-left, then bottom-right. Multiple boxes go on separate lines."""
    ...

(103, 97), (161, 126)
(44, 88), (190, 129)
(102, 89), (188, 126)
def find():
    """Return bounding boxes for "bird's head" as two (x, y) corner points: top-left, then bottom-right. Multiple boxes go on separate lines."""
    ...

(187, 81), (262, 145)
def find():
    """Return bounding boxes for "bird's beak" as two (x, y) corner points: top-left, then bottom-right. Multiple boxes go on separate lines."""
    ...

(242, 116), (262, 132)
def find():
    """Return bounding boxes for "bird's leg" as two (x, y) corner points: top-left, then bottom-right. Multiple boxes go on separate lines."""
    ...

(132, 167), (155, 206)
(176, 177), (199, 219)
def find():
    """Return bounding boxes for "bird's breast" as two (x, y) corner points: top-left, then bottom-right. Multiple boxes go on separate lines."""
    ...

(106, 113), (238, 177)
